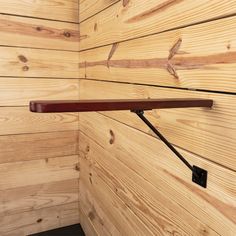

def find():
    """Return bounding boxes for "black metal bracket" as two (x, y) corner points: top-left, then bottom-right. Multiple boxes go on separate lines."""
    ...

(131, 110), (208, 188)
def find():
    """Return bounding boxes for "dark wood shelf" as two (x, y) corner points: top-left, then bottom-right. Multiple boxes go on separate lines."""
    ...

(30, 98), (213, 113)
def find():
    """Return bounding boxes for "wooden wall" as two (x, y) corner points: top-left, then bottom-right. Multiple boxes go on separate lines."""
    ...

(0, 1), (80, 235)
(78, 1), (236, 235)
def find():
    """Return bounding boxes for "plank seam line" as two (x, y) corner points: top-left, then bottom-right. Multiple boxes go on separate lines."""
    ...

(96, 112), (236, 173)
(0, 12), (79, 24)
(0, 44), (79, 53)
(0, 129), (78, 137)
(79, 0), (120, 24)
(0, 76), (79, 80)
(79, 12), (236, 52)
(0, 130), (78, 138)
(78, 78), (236, 96)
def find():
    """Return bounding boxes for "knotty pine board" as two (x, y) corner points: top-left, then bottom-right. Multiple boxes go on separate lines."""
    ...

(79, 0), (119, 22)
(79, 132), (235, 235)
(0, 131), (78, 164)
(0, 0), (79, 23)
(0, 202), (79, 236)
(0, 46), (78, 78)
(0, 78), (78, 106)
(79, 16), (236, 92)
(0, 179), (78, 217)
(79, 0), (236, 50)
(0, 107), (78, 135)
(80, 80), (236, 171)
(80, 167), (153, 235)
(80, 207), (99, 236)
(0, 155), (79, 191)
(0, 14), (79, 51)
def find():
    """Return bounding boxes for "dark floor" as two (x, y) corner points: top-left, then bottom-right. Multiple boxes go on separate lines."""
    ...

(29, 224), (85, 236)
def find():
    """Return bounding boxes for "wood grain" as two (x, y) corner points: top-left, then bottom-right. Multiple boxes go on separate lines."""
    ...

(80, 162), (153, 235)
(79, 0), (236, 50)
(79, 131), (236, 235)
(79, 0), (119, 22)
(0, 14), (79, 50)
(0, 0), (79, 22)
(0, 107), (78, 135)
(80, 80), (236, 171)
(0, 131), (78, 164)
(80, 207), (98, 236)
(0, 155), (79, 191)
(0, 179), (79, 217)
(0, 202), (79, 236)
(0, 78), (78, 106)
(0, 0), (80, 234)
(79, 16), (236, 92)
(0, 46), (78, 78)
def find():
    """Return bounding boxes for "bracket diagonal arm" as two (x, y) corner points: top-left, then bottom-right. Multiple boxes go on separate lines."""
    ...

(132, 110), (207, 188)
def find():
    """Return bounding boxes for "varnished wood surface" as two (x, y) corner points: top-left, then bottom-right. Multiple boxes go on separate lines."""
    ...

(80, 80), (236, 171)
(80, 0), (119, 22)
(80, 0), (236, 50)
(79, 125), (236, 235)
(0, 47), (78, 78)
(79, 16), (236, 92)
(0, 0), (79, 22)
(29, 98), (213, 113)
(0, 14), (79, 50)
(78, 0), (236, 232)
(0, 1), (80, 234)
(0, 202), (79, 236)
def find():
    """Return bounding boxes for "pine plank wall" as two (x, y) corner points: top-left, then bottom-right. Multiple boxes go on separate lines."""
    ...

(0, 1), (236, 236)
(0, 1), (80, 235)
(78, 1), (236, 236)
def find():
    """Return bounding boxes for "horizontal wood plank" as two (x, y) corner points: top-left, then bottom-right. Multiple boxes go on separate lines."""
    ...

(80, 0), (236, 50)
(0, 0), (79, 22)
(0, 179), (79, 217)
(79, 131), (236, 235)
(0, 78), (78, 106)
(0, 131), (78, 164)
(80, 16), (236, 92)
(0, 155), (79, 191)
(0, 202), (79, 236)
(80, 80), (236, 171)
(80, 207), (98, 236)
(0, 46), (78, 78)
(0, 107), (78, 135)
(79, 0), (119, 22)
(80, 160), (153, 235)
(0, 14), (79, 51)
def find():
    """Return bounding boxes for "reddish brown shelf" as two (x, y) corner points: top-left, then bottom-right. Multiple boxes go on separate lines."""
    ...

(29, 98), (213, 113)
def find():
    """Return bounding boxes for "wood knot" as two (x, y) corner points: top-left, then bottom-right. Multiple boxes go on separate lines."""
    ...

(36, 26), (42, 31)
(109, 130), (115, 144)
(18, 55), (28, 63)
(123, 0), (130, 7)
(86, 145), (90, 152)
(94, 23), (98, 31)
(63, 31), (71, 38)
(22, 65), (29, 71)
(88, 211), (95, 221)
(89, 173), (93, 184)
(37, 218), (43, 223)
(75, 163), (80, 171)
